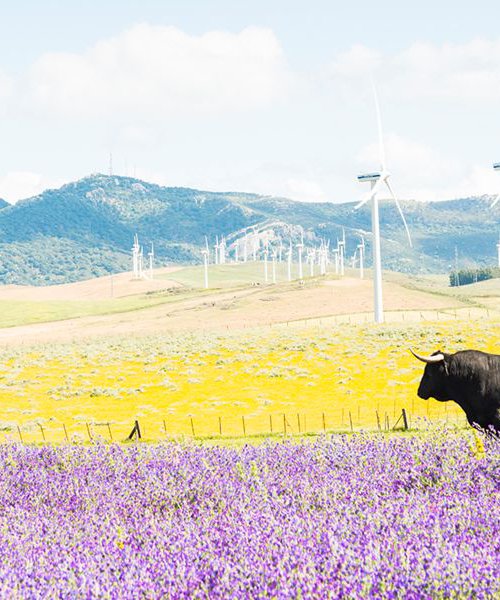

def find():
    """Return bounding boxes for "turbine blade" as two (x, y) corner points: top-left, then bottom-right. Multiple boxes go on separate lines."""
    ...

(385, 180), (413, 247)
(491, 194), (500, 208)
(372, 79), (386, 171)
(355, 179), (384, 209)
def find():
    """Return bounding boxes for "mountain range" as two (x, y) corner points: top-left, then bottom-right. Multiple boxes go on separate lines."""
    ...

(0, 173), (498, 285)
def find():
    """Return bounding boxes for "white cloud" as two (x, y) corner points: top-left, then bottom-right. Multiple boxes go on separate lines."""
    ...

(330, 39), (500, 103)
(0, 172), (66, 203)
(356, 133), (500, 202)
(24, 24), (291, 119)
(330, 44), (382, 78)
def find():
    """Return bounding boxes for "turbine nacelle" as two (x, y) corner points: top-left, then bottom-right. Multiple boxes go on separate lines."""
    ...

(357, 172), (385, 183)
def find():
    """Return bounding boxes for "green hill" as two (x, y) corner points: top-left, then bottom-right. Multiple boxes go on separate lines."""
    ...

(0, 173), (498, 285)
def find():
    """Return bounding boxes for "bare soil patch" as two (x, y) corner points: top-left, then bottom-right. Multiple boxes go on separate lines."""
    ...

(0, 268), (183, 301)
(0, 276), (470, 347)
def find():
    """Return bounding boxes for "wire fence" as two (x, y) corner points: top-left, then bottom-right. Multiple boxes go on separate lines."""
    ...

(2, 401), (469, 444)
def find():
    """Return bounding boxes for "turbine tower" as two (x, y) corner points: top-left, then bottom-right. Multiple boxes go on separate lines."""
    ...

(263, 242), (269, 283)
(243, 233), (248, 263)
(252, 229), (259, 261)
(202, 237), (209, 289)
(132, 234), (140, 279)
(148, 242), (154, 279)
(337, 228), (346, 276)
(308, 248), (315, 277)
(214, 236), (220, 265)
(297, 230), (304, 280)
(357, 83), (412, 323)
(332, 247), (339, 274)
(219, 236), (226, 265)
(319, 242), (327, 275)
(357, 237), (365, 279)
(287, 240), (293, 282)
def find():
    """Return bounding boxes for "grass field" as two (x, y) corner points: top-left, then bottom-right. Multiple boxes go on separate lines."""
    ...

(0, 264), (497, 443)
(0, 316), (495, 443)
(0, 264), (497, 334)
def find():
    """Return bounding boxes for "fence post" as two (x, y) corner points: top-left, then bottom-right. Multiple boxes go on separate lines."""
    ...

(86, 422), (92, 441)
(269, 414), (273, 434)
(242, 416), (246, 437)
(283, 414), (287, 436)
(218, 416), (222, 436)
(190, 417), (195, 437)
(39, 424), (46, 442)
(17, 425), (23, 443)
(402, 409), (409, 431)
(163, 420), (167, 434)
(349, 411), (353, 433)
(63, 423), (69, 442)
(107, 422), (113, 441)
(322, 412), (326, 433)
(376, 410), (381, 432)
(297, 413), (301, 434)
(127, 420), (141, 441)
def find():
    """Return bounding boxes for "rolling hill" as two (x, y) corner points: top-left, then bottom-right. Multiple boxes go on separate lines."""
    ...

(0, 173), (498, 285)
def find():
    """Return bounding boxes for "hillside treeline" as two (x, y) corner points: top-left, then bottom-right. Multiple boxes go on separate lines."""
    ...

(449, 267), (500, 287)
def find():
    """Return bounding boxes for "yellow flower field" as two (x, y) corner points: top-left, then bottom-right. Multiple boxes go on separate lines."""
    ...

(0, 317), (497, 442)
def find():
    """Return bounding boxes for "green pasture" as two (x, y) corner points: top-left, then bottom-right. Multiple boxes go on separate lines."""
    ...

(163, 261), (299, 288)
(0, 263), (497, 329)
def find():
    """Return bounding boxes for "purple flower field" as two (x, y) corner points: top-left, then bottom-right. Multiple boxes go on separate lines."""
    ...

(0, 433), (498, 598)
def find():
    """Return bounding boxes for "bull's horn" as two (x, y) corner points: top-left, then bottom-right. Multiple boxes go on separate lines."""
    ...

(409, 348), (444, 363)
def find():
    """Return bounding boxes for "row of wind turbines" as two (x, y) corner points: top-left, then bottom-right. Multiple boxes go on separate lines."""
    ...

(200, 229), (366, 290)
(129, 83), (500, 324)
(131, 234), (155, 280)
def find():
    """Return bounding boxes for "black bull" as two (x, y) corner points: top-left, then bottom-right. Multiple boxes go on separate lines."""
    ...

(411, 349), (500, 434)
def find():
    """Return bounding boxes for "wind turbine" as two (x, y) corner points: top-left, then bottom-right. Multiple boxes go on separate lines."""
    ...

(332, 247), (339, 274)
(148, 242), (155, 279)
(252, 227), (258, 261)
(297, 229), (304, 280)
(497, 233), (500, 268)
(357, 237), (365, 279)
(278, 237), (284, 263)
(272, 248), (277, 283)
(492, 163), (500, 207)
(287, 240), (293, 282)
(243, 233), (248, 263)
(319, 242), (327, 275)
(308, 248), (315, 276)
(263, 242), (269, 283)
(138, 245), (144, 279)
(337, 228), (346, 276)
(356, 83), (412, 323)
(201, 237), (209, 289)
(132, 234), (140, 279)
(219, 237), (226, 264)
(214, 236), (220, 265)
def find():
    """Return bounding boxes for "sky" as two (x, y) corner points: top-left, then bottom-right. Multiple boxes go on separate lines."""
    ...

(2, 0), (500, 204)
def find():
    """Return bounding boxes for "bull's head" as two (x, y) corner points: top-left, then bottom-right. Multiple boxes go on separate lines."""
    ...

(410, 348), (452, 402)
